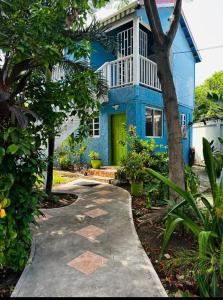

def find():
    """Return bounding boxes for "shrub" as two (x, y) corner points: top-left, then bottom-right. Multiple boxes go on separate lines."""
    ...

(0, 127), (45, 271)
(184, 165), (200, 194)
(121, 125), (168, 200)
(146, 137), (223, 297)
(121, 151), (146, 183)
(59, 155), (72, 170)
(89, 151), (100, 160)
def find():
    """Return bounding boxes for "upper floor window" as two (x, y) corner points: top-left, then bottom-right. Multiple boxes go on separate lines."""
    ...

(89, 117), (100, 137)
(117, 28), (133, 58)
(139, 29), (148, 58)
(145, 107), (163, 137)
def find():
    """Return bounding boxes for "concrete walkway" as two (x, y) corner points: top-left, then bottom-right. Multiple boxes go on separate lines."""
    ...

(12, 179), (167, 297)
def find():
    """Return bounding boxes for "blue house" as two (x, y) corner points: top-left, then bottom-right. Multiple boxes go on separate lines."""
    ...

(81, 0), (201, 166)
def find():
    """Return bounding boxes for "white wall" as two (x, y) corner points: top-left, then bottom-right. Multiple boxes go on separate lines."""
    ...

(192, 120), (222, 165)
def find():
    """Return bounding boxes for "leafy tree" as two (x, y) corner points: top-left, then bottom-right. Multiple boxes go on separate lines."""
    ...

(26, 67), (106, 196)
(0, 0), (109, 127)
(0, 0), (110, 271)
(194, 71), (223, 122)
(144, 0), (185, 200)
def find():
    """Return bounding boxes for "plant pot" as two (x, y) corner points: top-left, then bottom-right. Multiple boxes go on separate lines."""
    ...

(131, 181), (144, 196)
(91, 159), (102, 169)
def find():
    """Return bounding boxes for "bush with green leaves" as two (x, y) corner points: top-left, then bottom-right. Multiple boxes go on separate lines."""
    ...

(59, 155), (73, 171)
(88, 151), (100, 160)
(121, 125), (168, 200)
(0, 127), (45, 271)
(146, 137), (223, 297)
(184, 165), (200, 194)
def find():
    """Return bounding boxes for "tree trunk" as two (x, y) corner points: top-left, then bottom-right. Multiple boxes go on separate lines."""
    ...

(45, 135), (55, 196)
(156, 48), (185, 199)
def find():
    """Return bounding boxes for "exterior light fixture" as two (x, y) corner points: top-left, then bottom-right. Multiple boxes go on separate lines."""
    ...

(112, 104), (120, 111)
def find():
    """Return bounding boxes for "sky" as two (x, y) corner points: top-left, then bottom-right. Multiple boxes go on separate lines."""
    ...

(94, 0), (223, 87)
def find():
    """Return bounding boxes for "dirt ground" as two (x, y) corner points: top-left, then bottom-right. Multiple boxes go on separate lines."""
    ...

(132, 195), (200, 297)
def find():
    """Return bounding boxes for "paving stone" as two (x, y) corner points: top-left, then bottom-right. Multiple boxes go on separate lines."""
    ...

(84, 208), (108, 218)
(93, 199), (113, 205)
(74, 225), (105, 240)
(67, 251), (108, 275)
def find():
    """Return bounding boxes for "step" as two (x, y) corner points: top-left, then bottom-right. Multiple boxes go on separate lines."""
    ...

(85, 168), (118, 179)
(83, 175), (114, 184)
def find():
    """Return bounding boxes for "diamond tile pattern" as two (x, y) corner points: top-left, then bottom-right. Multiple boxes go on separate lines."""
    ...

(93, 199), (113, 205)
(75, 225), (104, 240)
(84, 208), (108, 218)
(67, 251), (108, 275)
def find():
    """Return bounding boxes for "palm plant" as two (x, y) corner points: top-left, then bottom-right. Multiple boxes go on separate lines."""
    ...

(146, 137), (223, 297)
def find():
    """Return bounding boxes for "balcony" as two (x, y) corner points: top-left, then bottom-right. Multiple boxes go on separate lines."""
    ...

(97, 54), (161, 91)
(96, 19), (161, 92)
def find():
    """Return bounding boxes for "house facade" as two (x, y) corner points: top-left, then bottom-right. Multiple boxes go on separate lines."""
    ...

(81, 0), (201, 166)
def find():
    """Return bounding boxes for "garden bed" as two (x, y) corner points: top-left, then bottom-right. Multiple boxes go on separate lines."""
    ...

(0, 269), (22, 297)
(40, 192), (78, 209)
(131, 194), (199, 297)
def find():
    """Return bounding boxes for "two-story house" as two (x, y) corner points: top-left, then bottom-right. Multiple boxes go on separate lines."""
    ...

(80, 0), (201, 166)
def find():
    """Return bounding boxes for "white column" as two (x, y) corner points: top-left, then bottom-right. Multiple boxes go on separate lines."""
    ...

(106, 64), (111, 88)
(133, 17), (140, 85)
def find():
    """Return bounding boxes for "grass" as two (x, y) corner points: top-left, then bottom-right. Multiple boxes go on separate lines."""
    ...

(52, 170), (76, 185)
(35, 170), (77, 188)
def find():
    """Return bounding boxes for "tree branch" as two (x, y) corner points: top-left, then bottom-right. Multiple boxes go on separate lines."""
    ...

(144, 0), (165, 46)
(166, 0), (182, 47)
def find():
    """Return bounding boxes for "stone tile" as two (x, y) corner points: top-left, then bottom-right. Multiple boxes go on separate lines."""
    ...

(74, 225), (104, 240)
(67, 251), (108, 275)
(96, 191), (112, 196)
(92, 199), (113, 205)
(84, 208), (108, 218)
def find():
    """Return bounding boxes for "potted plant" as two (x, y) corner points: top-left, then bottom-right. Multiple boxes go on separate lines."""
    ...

(89, 151), (102, 169)
(121, 151), (145, 196)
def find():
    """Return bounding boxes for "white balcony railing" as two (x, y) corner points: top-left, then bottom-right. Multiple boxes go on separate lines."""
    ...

(97, 55), (161, 92)
(52, 66), (65, 81)
(139, 55), (161, 91)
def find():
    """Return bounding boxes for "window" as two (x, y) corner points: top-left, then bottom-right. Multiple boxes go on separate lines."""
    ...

(145, 107), (163, 137)
(180, 114), (187, 128)
(89, 117), (100, 137)
(117, 28), (133, 58)
(180, 114), (188, 139)
(139, 29), (148, 58)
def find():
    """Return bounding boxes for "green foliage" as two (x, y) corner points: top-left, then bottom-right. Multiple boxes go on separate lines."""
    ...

(0, 0), (110, 126)
(56, 134), (87, 170)
(88, 151), (100, 160)
(59, 156), (73, 171)
(146, 137), (223, 297)
(0, 127), (45, 271)
(121, 126), (168, 201)
(184, 165), (200, 194)
(194, 71), (223, 122)
(122, 151), (146, 183)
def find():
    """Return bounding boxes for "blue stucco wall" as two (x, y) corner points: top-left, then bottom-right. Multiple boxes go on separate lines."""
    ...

(81, 85), (193, 166)
(90, 42), (115, 71)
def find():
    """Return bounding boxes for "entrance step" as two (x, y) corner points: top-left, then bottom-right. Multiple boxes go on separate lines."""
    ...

(84, 167), (118, 179)
(82, 175), (115, 184)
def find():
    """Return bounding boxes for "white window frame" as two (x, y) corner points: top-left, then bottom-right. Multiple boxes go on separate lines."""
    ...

(139, 29), (148, 58)
(89, 117), (100, 138)
(117, 27), (133, 58)
(180, 113), (187, 128)
(145, 106), (163, 138)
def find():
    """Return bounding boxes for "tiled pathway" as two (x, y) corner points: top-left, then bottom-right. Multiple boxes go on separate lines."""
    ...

(12, 179), (167, 297)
